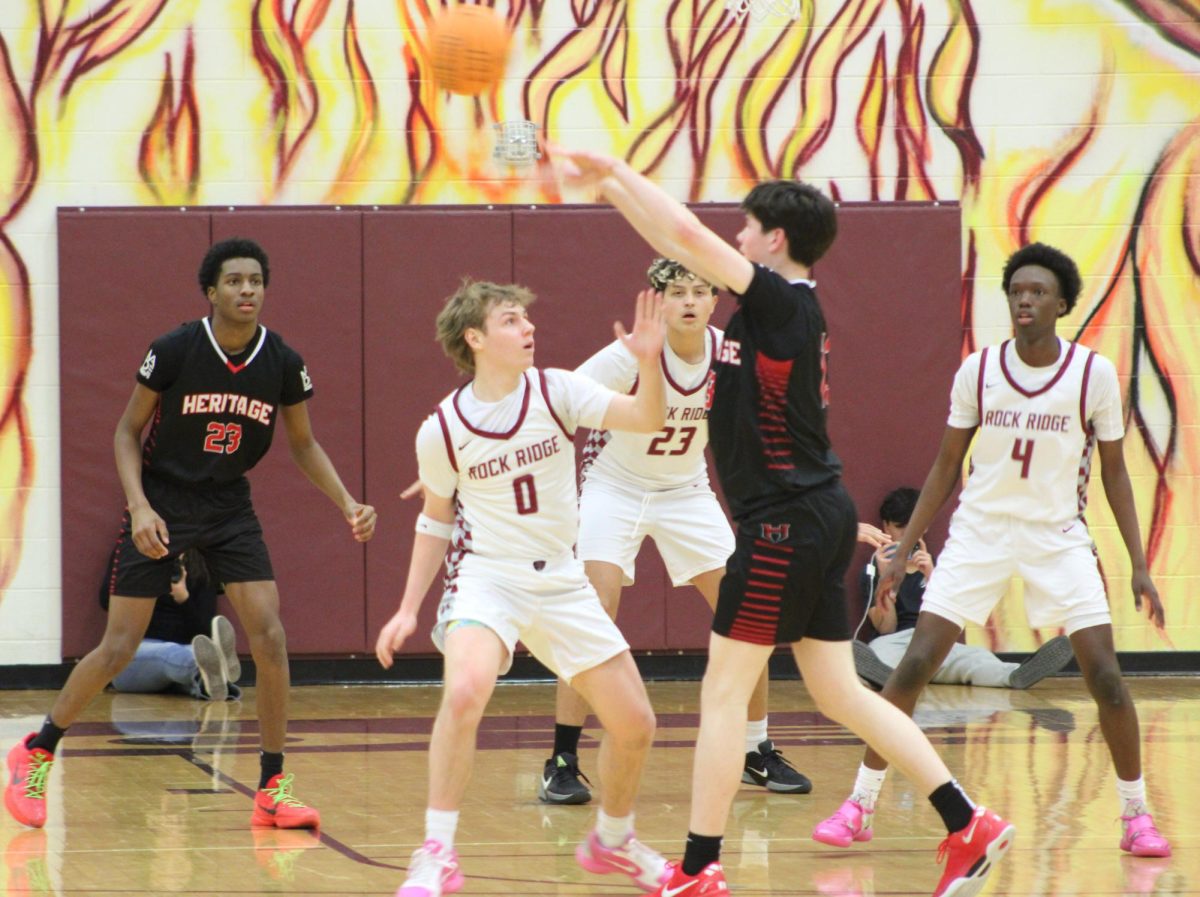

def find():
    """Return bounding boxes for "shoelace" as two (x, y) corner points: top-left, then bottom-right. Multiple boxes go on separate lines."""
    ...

(557, 758), (592, 787)
(762, 747), (800, 776)
(408, 844), (454, 885)
(22, 754), (53, 800)
(264, 773), (308, 808)
(610, 835), (663, 871)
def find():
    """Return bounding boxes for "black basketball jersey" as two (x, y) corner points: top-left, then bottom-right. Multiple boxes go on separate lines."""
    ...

(135, 318), (313, 485)
(708, 264), (842, 519)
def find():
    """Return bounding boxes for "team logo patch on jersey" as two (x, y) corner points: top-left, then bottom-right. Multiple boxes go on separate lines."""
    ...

(760, 522), (790, 543)
(139, 349), (156, 379)
(300, 365), (313, 391)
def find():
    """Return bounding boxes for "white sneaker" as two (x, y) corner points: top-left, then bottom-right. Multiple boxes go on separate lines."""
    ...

(211, 615), (241, 683)
(397, 839), (464, 897)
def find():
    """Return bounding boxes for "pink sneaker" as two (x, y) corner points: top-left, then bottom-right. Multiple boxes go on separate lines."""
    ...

(649, 861), (728, 895)
(397, 839), (464, 897)
(1120, 813), (1171, 858)
(5, 735), (53, 829)
(576, 829), (670, 891)
(812, 799), (874, 848)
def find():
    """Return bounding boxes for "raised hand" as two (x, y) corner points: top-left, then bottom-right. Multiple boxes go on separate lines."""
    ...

(615, 289), (665, 364)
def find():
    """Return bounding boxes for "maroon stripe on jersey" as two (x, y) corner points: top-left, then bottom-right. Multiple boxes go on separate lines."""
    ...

(976, 346), (989, 421)
(537, 369), (573, 439)
(999, 339), (1078, 397)
(435, 407), (458, 472)
(452, 374), (531, 439)
(660, 327), (718, 395)
(1079, 349), (1096, 435)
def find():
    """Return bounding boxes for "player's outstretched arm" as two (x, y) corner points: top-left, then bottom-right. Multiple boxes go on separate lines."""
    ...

(114, 383), (170, 559)
(281, 402), (377, 542)
(1097, 438), (1166, 629)
(375, 490), (455, 669)
(877, 426), (973, 603)
(550, 145), (753, 295)
(600, 289), (666, 434)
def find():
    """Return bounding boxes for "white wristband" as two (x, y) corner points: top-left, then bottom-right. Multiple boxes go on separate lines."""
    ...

(415, 513), (453, 540)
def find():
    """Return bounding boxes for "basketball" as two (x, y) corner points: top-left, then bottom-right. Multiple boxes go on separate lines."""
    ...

(428, 5), (512, 96)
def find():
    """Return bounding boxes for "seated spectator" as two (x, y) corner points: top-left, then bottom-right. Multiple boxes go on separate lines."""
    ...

(100, 549), (241, 701)
(853, 487), (1073, 689)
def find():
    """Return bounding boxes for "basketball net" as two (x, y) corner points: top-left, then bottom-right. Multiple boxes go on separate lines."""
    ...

(725, 0), (801, 22)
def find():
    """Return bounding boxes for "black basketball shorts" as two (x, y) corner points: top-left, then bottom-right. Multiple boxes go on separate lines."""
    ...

(713, 481), (857, 645)
(108, 473), (275, 598)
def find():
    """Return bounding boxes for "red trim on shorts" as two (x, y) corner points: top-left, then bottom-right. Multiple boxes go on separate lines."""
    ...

(999, 339), (1077, 397)
(435, 406), (458, 472)
(1079, 349), (1096, 435)
(537, 369), (573, 439)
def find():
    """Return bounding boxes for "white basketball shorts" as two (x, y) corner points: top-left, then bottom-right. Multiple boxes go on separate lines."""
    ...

(921, 508), (1111, 634)
(432, 553), (629, 683)
(577, 476), (735, 587)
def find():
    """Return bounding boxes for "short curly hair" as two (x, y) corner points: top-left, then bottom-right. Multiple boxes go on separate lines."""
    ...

(1001, 242), (1081, 316)
(198, 238), (270, 295)
(646, 258), (716, 294)
(435, 279), (536, 375)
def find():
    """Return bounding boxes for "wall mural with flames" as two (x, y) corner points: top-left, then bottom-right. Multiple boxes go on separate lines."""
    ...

(0, 0), (1196, 661)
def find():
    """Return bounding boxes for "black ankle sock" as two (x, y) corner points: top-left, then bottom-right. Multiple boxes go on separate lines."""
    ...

(553, 724), (583, 758)
(929, 780), (974, 833)
(29, 718), (67, 754)
(681, 832), (722, 876)
(259, 751), (284, 789)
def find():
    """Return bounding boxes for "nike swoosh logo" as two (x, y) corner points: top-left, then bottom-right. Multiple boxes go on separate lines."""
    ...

(663, 881), (699, 897)
(541, 775), (553, 792)
(1061, 522), (1075, 533)
(961, 814), (982, 844)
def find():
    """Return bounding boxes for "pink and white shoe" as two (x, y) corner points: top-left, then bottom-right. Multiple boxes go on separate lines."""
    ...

(1120, 813), (1171, 858)
(812, 799), (874, 848)
(576, 829), (670, 891)
(397, 839), (464, 897)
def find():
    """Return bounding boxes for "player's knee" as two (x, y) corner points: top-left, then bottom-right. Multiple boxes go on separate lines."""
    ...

(442, 676), (491, 722)
(246, 620), (288, 666)
(1084, 664), (1126, 706)
(94, 636), (140, 674)
(890, 654), (938, 691)
(605, 703), (656, 751)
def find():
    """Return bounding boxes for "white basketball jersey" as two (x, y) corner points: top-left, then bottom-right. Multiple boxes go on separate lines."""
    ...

(950, 338), (1123, 526)
(578, 327), (720, 491)
(417, 368), (612, 562)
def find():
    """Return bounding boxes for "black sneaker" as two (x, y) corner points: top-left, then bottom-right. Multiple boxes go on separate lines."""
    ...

(537, 752), (592, 804)
(1008, 635), (1074, 689)
(742, 740), (812, 793)
(851, 640), (894, 690)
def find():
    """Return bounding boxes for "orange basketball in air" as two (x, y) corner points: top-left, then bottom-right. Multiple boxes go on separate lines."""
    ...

(428, 5), (512, 96)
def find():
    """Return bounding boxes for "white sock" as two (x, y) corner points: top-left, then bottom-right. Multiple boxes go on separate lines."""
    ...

(596, 809), (634, 848)
(425, 808), (459, 851)
(1117, 776), (1147, 817)
(850, 764), (888, 810)
(745, 717), (769, 754)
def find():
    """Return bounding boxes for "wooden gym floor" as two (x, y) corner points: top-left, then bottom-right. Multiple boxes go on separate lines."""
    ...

(1, 676), (1195, 896)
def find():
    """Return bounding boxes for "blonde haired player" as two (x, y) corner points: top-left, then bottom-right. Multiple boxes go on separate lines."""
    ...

(538, 258), (811, 805)
(814, 242), (1170, 859)
(376, 280), (673, 897)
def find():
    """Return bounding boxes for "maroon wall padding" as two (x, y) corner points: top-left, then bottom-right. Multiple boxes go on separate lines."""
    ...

(361, 210), (513, 654)
(60, 202), (960, 662)
(817, 203), (962, 625)
(59, 210), (212, 658)
(210, 211), (366, 653)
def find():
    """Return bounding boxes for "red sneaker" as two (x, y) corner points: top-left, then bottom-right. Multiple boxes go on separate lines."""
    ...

(649, 861), (728, 896)
(933, 806), (1015, 897)
(5, 735), (53, 829)
(251, 773), (321, 829)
